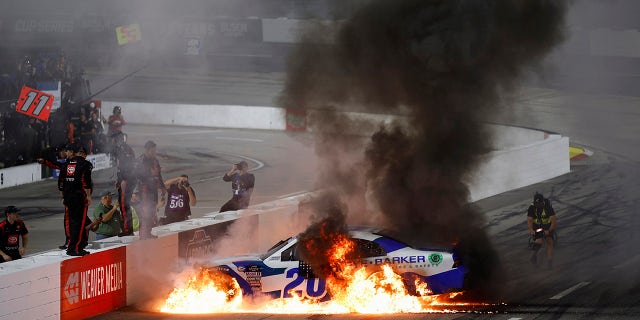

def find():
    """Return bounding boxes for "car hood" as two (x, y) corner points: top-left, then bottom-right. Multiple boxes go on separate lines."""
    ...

(211, 254), (263, 266)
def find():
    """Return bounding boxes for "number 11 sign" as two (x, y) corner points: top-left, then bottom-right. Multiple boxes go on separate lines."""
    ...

(15, 86), (54, 121)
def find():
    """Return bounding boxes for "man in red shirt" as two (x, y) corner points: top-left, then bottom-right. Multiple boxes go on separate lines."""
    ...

(108, 105), (126, 136)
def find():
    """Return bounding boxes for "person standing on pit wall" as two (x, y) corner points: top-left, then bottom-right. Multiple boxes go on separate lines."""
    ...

(58, 145), (93, 256)
(136, 140), (166, 239)
(37, 143), (75, 250)
(112, 132), (137, 237)
(220, 161), (254, 212)
(528, 192), (557, 269)
(160, 175), (197, 225)
(0, 206), (29, 263)
(91, 191), (120, 240)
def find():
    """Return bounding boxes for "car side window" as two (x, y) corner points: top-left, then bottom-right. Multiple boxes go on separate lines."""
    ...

(352, 238), (386, 257)
(280, 243), (299, 261)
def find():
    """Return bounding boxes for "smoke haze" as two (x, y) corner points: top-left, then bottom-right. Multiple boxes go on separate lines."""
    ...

(281, 0), (567, 298)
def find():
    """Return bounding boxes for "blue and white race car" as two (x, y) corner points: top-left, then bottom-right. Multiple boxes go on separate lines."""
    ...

(208, 226), (468, 300)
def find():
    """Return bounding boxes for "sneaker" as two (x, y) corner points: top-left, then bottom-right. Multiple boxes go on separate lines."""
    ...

(66, 250), (90, 256)
(58, 245), (68, 250)
(118, 231), (134, 237)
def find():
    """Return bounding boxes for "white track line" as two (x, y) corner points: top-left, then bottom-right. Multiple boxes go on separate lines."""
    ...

(613, 254), (640, 269)
(216, 136), (263, 142)
(194, 154), (265, 183)
(549, 282), (590, 300)
(132, 129), (222, 136)
(277, 190), (310, 199)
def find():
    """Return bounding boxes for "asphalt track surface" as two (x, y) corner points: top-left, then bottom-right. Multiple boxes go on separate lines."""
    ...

(3, 69), (639, 319)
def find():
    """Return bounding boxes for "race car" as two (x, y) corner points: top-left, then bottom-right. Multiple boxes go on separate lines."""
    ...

(207, 226), (468, 300)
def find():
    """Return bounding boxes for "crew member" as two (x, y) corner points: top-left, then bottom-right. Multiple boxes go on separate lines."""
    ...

(161, 174), (196, 224)
(527, 192), (557, 269)
(37, 143), (74, 250)
(136, 140), (166, 239)
(58, 145), (93, 256)
(220, 161), (254, 212)
(112, 132), (137, 237)
(0, 206), (29, 263)
(107, 105), (126, 137)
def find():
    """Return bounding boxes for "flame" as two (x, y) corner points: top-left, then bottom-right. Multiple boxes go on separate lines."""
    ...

(159, 236), (481, 314)
(159, 268), (243, 313)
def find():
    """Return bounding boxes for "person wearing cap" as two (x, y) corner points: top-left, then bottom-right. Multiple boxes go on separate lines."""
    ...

(0, 206), (29, 263)
(37, 143), (75, 250)
(58, 144), (93, 256)
(107, 105), (126, 137)
(527, 192), (557, 269)
(92, 191), (121, 240)
(133, 140), (166, 239)
(160, 174), (197, 225)
(37, 143), (74, 170)
(112, 132), (137, 237)
(220, 160), (254, 212)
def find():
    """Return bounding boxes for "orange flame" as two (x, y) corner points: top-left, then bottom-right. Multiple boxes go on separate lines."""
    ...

(159, 268), (243, 314)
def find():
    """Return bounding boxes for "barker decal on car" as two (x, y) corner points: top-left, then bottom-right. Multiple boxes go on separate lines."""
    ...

(428, 253), (443, 266)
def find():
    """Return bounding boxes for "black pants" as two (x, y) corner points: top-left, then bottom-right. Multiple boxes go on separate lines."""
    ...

(220, 195), (249, 212)
(139, 183), (158, 238)
(118, 181), (134, 234)
(64, 193), (90, 253)
(0, 251), (21, 262)
(160, 211), (189, 225)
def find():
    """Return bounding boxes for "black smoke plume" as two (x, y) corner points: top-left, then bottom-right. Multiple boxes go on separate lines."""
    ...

(282, 0), (566, 299)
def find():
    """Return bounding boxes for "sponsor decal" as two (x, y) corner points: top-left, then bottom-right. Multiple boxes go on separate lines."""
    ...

(373, 255), (427, 265)
(15, 86), (54, 121)
(185, 229), (214, 263)
(60, 248), (126, 320)
(14, 19), (73, 33)
(286, 108), (306, 131)
(115, 23), (142, 45)
(244, 265), (262, 292)
(66, 164), (76, 175)
(428, 253), (443, 266)
(177, 216), (259, 261)
(7, 235), (18, 246)
(185, 37), (201, 55)
(86, 153), (111, 171)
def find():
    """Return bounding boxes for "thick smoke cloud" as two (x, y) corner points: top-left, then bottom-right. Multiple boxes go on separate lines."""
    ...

(281, 0), (566, 299)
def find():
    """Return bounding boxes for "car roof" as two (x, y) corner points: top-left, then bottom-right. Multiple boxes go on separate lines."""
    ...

(347, 225), (454, 251)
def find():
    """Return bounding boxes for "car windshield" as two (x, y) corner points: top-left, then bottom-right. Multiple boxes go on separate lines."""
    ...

(260, 237), (293, 260)
(373, 229), (453, 252)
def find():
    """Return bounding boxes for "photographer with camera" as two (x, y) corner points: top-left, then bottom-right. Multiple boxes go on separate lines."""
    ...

(220, 161), (254, 212)
(527, 192), (557, 269)
(160, 174), (196, 225)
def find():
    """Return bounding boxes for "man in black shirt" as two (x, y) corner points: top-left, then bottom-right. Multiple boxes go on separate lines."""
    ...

(112, 132), (137, 237)
(136, 140), (166, 239)
(58, 145), (93, 256)
(220, 161), (254, 212)
(0, 206), (29, 262)
(160, 174), (197, 224)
